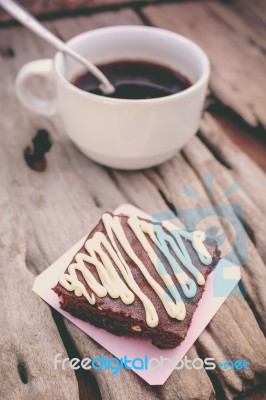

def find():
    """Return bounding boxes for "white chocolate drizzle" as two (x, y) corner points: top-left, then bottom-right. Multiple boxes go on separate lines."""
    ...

(58, 209), (212, 327)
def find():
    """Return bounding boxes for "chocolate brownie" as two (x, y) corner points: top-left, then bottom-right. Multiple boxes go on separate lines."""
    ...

(53, 212), (220, 349)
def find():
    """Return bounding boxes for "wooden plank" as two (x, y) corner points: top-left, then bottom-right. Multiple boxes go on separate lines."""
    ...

(200, 113), (266, 216)
(0, 0), (152, 22)
(209, 112), (266, 173)
(141, 1), (266, 128)
(142, 113), (266, 326)
(0, 148), (80, 400)
(181, 134), (266, 327)
(231, 0), (266, 47)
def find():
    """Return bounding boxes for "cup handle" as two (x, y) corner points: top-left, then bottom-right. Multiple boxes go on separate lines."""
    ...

(15, 59), (58, 116)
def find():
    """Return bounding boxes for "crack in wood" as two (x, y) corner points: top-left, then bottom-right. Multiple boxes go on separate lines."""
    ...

(51, 309), (102, 400)
(133, 3), (154, 26)
(17, 358), (28, 385)
(238, 284), (266, 337)
(196, 133), (232, 170)
(24, 225), (52, 275)
(104, 168), (139, 206)
(0, 46), (15, 58)
(92, 195), (102, 208)
(157, 188), (178, 216)
(208, 101), (266, 141)
(195, 345), (225, 400)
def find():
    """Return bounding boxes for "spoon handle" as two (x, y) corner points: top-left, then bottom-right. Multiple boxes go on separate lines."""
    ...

(0, 0), (115, 93)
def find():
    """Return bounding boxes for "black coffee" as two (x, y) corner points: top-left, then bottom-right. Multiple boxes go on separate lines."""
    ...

(72, 60), (191, 100)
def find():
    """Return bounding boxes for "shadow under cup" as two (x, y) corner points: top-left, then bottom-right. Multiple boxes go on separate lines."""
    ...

(54, 26), (210, 169)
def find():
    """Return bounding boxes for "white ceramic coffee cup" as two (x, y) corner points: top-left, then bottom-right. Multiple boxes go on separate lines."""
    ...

(15, 26), (210, 169)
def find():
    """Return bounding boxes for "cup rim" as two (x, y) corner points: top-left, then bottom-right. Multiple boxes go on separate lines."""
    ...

(53, 25), (210, 104)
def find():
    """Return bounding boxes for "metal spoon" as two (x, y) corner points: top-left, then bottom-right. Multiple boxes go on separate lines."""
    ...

(0, 0), (115, 94)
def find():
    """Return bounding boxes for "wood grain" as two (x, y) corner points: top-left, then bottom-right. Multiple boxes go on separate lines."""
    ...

(209, 111), (266, 173)
(114, 139), (266, 398)
(0, 139), (79, 400)
(0, 4), (266, 400)
(141, 1), (266, 128)
(231, 0), (266, 49)
(0, 0), (152, 22)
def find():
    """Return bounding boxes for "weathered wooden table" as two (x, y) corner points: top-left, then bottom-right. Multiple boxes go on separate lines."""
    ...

(0, 1), (266, 399)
